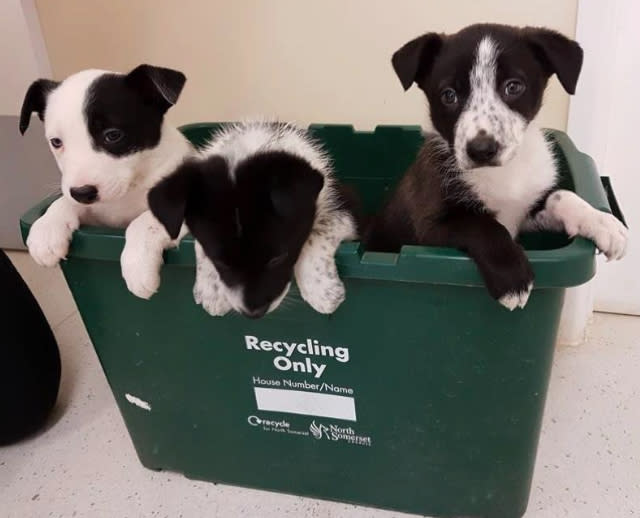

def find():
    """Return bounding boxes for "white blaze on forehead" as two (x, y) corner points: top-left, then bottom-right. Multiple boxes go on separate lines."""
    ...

(453, 36), (527, 169)
(473, 36), (499, 85)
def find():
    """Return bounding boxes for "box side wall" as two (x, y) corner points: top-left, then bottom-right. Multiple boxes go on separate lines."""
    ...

(61, 257), (563, 517)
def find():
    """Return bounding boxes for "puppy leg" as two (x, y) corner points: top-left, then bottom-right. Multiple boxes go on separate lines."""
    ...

(295, 212), (357, 314)
(430, 212), (535, 310)
(27, 197), (83, 267)
(121, 210), (187, 299)
(526, 190), (627, 260)
(193, 241), (231, 316)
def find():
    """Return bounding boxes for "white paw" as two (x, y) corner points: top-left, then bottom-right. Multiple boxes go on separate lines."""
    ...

(26, 217), (72, 267)
(193, 242), (231, 316)
(300, 273), (346, 314)
(581, 212), (628, 261)
(121, 243), (163, 299)
(193, 277), (231, 316)
(499, 283), (533, 311)
(547, 191), (628, 261)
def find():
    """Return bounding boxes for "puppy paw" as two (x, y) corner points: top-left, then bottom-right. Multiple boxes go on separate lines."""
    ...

(121, 243), (163, 299)
(193, 249), (231, 316)
(309, 277), (346, 314)
(193, 278), (231, 316)
(298, 267), (346, 314)
(26, 216), (72, 267)
(484, 252), (535, 311)
(499, 283), (533, 311)
(547, 191), (628, 261)
(578, 211), (628, 261)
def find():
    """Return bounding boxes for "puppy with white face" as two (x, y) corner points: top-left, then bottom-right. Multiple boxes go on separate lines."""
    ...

(148, 121), (359, 318)
(20, 65), (194, 297)
(367, 24), (627, 309)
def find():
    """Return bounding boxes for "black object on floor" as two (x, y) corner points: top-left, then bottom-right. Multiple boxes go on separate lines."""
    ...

(0, 250), (60, 445)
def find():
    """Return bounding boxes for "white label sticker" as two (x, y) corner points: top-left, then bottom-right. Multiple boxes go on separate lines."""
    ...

(254, 387), (356, 421)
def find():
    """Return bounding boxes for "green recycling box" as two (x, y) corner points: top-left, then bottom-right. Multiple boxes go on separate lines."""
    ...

(21, 123), (624, 518)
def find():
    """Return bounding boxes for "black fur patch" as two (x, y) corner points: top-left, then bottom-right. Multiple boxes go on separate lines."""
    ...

(19, 79), (59, 134)
(85, 65), (185, 157)
(149, 151), (324, 315)
(435, 209), (534, 300)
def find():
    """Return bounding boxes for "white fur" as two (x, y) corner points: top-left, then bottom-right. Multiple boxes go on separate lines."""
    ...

(295, 212), (355, 314)
(121, 213), (188, 299)
(26, 196), (81, 267)
(454, 37), (527, 170)
(192, 241), (232, 316)
(499, 283), (533, 311)
(193, 120), (358, 316)
(524, 190), (628, 260)
(26, 68), (193, 298)
(461, 123), (557, 237)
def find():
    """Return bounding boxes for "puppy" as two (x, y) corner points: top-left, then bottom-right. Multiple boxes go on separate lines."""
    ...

(19, 65), (194, 298)
(148, 120), (359, 318)
(367, 24), (628, 309)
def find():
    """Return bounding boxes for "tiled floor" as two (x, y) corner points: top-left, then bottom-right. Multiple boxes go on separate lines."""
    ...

(1, 251), (639, 518)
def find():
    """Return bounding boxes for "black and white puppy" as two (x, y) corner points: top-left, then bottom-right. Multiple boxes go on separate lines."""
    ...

(20, 65), (194, 297)
(367, 24), (627, 309)
(148, 121), (359, 318)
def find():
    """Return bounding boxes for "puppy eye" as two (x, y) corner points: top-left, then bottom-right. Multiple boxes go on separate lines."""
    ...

(49, 138), (63, 149)
(503, 79), (526, 99)
(267, 252), (288, 268)
(103, 128), (124, 144)
(440, 88), (458, 107)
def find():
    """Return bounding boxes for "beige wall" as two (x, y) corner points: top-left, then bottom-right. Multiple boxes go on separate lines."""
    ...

(1, 0), (50, 115)
(35, 0), (577, 130)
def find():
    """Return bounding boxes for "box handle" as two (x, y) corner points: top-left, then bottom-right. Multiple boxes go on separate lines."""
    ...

(600, 176), (627, 228)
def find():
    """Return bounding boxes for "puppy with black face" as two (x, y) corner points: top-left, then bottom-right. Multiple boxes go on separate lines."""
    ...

(149, 121), (359, 318)
(367, 24), (627, 309)
(20, 65), (194, 298)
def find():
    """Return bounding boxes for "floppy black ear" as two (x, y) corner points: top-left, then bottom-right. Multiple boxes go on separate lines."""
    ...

(391, 33), (443, 91)
(267, 154), (324, 217)
(148, 160), (198, 239)
(148, 155), (229, 239)
(526, 28), (583, 94)
(125, 64), (186, 114)
(19, 79), (59, 135)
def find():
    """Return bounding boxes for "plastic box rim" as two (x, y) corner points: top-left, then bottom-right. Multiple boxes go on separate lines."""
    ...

(20, 124), (606, 289)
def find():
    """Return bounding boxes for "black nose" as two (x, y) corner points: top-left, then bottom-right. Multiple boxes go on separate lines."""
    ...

(70, 185), (99, 204)
(466, 134), (499, 165)
(242, 305), (269, 319)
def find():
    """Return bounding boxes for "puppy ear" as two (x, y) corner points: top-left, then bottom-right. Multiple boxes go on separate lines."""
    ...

(391, 33), (443, 91)
(125, 64), (186, 113)
(148, 160), (198, 239)
(19, 79), (59, 135)
(269, 156), (324, 217)
(526, 28), (583, 94)
(148, 155), (228, 239)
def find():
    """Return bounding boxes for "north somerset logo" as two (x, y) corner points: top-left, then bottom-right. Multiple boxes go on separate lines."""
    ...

(309, 420), (330, 440)
(309, 421), (373, 446)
